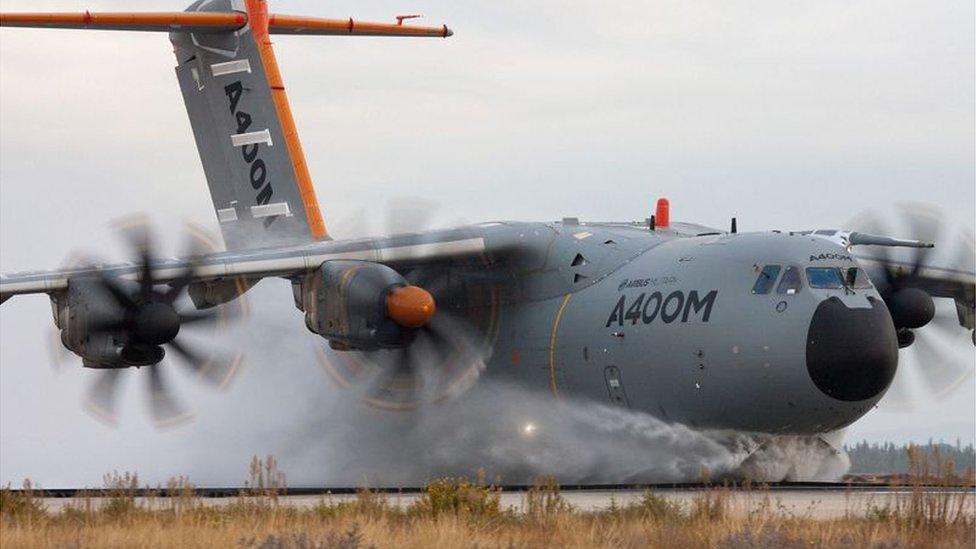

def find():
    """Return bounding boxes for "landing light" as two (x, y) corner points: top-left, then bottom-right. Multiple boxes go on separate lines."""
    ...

(521, 421), (538, 437)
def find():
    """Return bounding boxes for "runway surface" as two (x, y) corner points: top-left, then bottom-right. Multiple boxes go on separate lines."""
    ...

(34, 485), (976, 520)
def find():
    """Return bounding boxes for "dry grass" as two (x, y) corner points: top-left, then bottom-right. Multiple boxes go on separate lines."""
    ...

(1, 455), (974, 548)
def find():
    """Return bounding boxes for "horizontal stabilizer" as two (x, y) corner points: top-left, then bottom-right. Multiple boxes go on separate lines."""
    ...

(0, 12), (247, 32)
(267, 15), (452, 37)
(0, 11), (452, 37)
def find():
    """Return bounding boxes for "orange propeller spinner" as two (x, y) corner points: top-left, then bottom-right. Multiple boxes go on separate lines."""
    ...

(386, 285), (437, 328)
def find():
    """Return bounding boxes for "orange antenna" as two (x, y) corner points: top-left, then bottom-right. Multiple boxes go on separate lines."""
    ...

(396, 14), (422, 26)
(655, 198), (670, 229)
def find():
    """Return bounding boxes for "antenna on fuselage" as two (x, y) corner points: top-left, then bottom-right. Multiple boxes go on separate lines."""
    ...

(655, 198), (670, 229)
(649, 197), (669, 232)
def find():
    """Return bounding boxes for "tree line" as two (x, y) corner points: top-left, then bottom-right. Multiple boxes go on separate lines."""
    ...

(845, 439), (976, 474)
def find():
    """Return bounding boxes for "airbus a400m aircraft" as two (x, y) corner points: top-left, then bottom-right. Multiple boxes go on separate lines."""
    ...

(1, 2), (974, 460)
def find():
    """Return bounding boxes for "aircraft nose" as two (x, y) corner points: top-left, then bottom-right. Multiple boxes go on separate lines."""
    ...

(806, 296), (898, 401)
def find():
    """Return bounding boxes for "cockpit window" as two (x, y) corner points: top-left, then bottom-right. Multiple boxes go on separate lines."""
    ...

(845, 267), (873, 289)
(751, 265), (781, 294)
(777, 266), (803, 294)
(806, 267), (845, 289)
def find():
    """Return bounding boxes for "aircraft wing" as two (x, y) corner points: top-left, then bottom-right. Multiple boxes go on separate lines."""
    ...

(0, 231), (487, 301)
(857, 256), (976, 329)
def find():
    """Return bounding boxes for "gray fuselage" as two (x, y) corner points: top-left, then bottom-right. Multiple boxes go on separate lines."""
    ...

(475, 220), (896, 435)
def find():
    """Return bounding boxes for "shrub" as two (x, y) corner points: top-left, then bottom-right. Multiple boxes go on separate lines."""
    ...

(690, 488), (730, 522)
(240, 525), (372, 549)
(165, 475), (198, 516)
(412, 474), (502, 519)
(0, 479), (46, 522)
(525, 476), (572, 520)
(229, 455), (289, 517)
(101, 471), (139, 520)
(629, 491), (685, 521)
(311, 488), (393, 520)
(244, 455), (287, 501)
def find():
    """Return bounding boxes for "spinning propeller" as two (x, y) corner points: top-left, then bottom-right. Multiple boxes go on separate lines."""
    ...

(848, 204), (976, 409)
(318, 199), (496, 410)
(57, 220), (245, 427)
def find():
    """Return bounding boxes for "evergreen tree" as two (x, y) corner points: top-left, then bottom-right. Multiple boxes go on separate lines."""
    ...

(845, 440), (975, 474)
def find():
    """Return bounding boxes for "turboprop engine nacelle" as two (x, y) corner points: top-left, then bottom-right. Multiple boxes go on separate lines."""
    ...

(298, 260), (433, 351)
(49, 279), (128, 367)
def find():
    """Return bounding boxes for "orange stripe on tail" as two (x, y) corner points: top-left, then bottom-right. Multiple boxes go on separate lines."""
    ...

(245, 0), (327, 240)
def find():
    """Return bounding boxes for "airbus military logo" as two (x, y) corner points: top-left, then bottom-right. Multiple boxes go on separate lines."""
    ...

(618, 278), (649, 291)
(617, 276), (678, 291)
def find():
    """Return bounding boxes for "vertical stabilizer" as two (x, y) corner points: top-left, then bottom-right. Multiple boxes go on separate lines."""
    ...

(171, 0), (326, 250)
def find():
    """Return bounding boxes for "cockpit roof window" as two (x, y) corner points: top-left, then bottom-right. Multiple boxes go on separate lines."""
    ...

(807, 267), (845, 289)
(777, 266), (803, 294)
(751, 265), (781, 295)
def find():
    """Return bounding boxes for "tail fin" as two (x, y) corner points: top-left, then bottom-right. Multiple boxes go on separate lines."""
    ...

(171, 0), (327, 250)
(0, 0), (452, 250)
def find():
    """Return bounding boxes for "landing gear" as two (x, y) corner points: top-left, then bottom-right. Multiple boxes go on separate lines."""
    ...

(733, 434), (850, 482)
(896, 328), (915, 349)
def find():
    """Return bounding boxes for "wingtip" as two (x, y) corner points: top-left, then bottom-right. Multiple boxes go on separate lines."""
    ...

(443, 25), (453, 37)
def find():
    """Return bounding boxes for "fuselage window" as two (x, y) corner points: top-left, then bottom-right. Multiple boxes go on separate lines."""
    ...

(807, 267), (845, 289)
(845, 267), (873, 289)
(752, 265), (781, 294)
(777, 266), (803, 294)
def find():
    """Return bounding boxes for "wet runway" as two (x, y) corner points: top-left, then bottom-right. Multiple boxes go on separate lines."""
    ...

(37, 486), (975, 520)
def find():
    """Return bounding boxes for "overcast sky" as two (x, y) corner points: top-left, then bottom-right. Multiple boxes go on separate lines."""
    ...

(1, 0), (973, 486)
